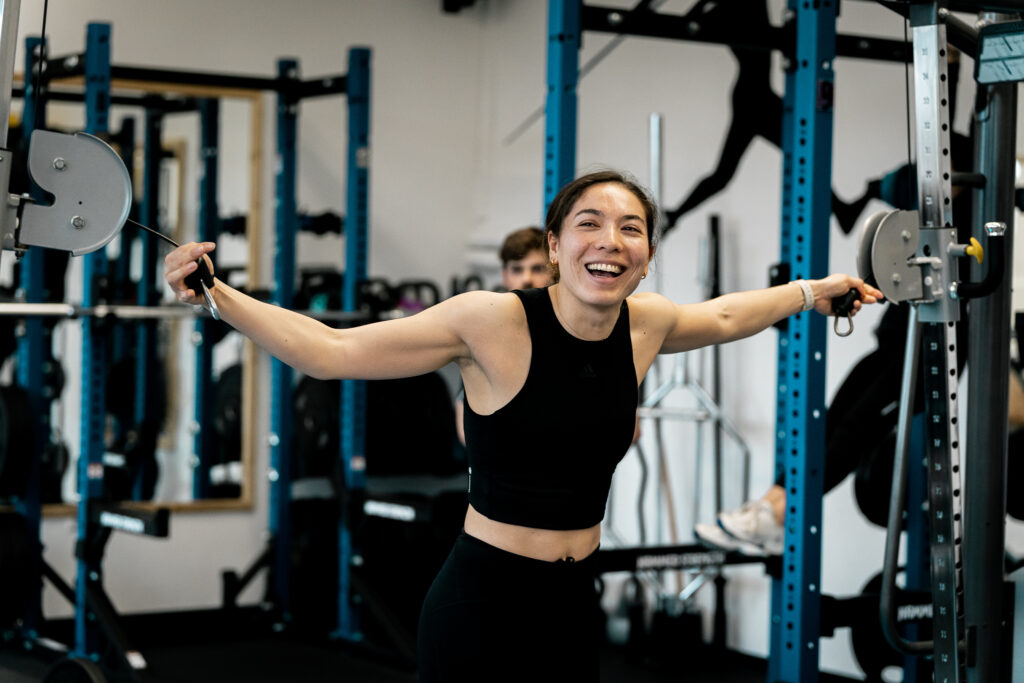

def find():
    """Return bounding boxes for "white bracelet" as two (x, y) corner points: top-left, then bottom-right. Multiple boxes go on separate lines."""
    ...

(793, 279), (814, 312)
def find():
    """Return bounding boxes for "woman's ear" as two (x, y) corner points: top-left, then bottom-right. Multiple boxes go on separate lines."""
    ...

(548, 231), (559, 263)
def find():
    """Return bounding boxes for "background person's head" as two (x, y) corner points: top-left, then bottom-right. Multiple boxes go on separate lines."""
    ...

(500, 227), (552, 291)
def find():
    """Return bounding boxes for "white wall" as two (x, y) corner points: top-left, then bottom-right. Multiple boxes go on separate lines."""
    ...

(13, 1), (1023, 679)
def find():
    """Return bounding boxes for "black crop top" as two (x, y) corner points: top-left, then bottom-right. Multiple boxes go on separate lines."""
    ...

(463, 287), (638, 530)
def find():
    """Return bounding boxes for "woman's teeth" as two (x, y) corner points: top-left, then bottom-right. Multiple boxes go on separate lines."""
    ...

(586, 263), (623, 276)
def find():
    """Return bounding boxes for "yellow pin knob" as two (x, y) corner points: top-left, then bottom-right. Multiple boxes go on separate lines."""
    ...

(965, 237), (984, 265)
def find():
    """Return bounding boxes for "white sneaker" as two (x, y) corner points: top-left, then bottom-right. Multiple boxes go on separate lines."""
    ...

(716, 499), (784, 556)
(695, 522), (770, 557)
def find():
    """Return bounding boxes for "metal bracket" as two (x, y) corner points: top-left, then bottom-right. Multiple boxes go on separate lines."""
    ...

(917, 227), (961, 323)
(0, 147), (20, 253)
(18, 130), (130, 256)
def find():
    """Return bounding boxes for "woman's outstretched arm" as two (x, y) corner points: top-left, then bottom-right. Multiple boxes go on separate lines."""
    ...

(165, 241), (490, 380)
(641, 274), (884, 354)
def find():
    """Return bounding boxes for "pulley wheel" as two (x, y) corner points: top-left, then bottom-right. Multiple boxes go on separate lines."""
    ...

(856, 210), (887, 290)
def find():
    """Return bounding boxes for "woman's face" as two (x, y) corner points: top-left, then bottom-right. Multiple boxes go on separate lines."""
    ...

(548, 182), (653, 308)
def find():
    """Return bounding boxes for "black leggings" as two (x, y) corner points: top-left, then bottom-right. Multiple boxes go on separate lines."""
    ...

(417, 532), (601, 683)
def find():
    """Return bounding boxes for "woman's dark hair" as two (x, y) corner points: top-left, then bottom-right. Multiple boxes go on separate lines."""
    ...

(543, 170), (659, 281)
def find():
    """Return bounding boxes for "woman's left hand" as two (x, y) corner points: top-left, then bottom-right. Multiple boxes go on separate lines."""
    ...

(811, 274), (884, 317)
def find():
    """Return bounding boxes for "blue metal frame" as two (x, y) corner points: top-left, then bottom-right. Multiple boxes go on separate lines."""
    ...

(131, 109), (161, 500)
(542, 2), (841, 676)
(540, 1), (830, 672)
(76, 21), (112, 660)
(192, 98), (220, 500)
(543, 0), (580, 212)
(269, 58), (299, 619)
(336, 46), (371, 641)
(768, 3), (836, 681)
(112, 118), (136, 313)
(15, 33), (46, 637)
(112, 118), (137, 421)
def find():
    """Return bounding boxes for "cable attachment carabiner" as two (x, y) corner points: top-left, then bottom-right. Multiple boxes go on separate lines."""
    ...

(831, 288), (860, 338)
(833, 315), (854, 337)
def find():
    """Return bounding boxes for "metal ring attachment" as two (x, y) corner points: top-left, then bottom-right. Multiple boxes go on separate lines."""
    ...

(833, 315), (853, 337)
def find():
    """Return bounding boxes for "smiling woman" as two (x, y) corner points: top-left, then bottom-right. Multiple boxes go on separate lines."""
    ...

(543, 169), (658, 286)
(163, 169), (882, 682)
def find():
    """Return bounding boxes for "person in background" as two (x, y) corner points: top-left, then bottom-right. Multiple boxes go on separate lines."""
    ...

(496, 226), (553, 293)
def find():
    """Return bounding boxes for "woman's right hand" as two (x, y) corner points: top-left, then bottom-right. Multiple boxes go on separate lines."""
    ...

(164, 241), (216, 305)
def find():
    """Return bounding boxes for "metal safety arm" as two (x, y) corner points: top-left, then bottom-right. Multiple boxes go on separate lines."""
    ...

(879, 306), (932, 654)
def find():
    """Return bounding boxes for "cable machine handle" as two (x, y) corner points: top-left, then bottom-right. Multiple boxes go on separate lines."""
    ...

(956, 222), (1006, 300)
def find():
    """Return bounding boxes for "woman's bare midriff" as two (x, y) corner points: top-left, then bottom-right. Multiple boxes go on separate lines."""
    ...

(463, 503), (600, 563)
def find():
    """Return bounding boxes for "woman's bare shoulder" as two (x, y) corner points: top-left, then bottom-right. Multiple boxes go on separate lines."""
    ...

(627, 291), (677, 320)
(445, 289), (523, 317)
(440, 289), (527, 338)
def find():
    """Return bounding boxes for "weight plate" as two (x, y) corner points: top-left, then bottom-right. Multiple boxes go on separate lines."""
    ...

(0, 512), (33, 628)
(0, 385), (34, 498)
(43, 657), (108, 683)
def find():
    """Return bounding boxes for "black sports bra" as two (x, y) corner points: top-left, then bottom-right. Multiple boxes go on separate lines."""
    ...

(463, 287), (638, 530)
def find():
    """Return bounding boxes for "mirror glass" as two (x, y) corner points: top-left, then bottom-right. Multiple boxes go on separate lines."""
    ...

(0, 78), (264, 511)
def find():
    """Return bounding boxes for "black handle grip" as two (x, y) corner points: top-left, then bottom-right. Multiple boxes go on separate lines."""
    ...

(183, 258), (214, 293)
(957, 229), (1005, 300)
(831, 288), (860, 317)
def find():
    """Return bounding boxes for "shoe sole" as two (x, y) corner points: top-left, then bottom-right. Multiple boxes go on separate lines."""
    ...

(717, 517), (782, 557)
(694, 523), (768, 557)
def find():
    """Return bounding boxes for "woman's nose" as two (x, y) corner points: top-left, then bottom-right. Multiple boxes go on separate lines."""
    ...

(596, 225), (622, 250)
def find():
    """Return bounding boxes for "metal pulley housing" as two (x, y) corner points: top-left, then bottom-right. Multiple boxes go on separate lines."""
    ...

(857, 209), (923, 304)
(857, 209), (1003, 323)
(18, 130), (131, 256)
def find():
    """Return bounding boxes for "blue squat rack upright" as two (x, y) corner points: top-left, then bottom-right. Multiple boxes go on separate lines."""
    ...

(217, 47), (373, 643)
(767, 4), (834, 680)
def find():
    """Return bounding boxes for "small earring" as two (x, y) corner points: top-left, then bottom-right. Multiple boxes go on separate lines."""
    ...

(641, 273), (647, 279)
(551, 257), (558, 265)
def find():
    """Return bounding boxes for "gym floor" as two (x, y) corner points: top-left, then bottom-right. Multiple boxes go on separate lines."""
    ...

(0, 642), (853, 683)
(0, 623), (862, 683)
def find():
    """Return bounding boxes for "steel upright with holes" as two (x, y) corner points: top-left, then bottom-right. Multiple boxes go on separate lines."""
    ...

(76, 21), (112, 660)
(543, 0), (580, 212)
(337, 45), (372, 642)
(269, 58), (299, 621)
(15, 32), (46, 637)
(192, 99), (219, 501)
(767, 2), (836, 681)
